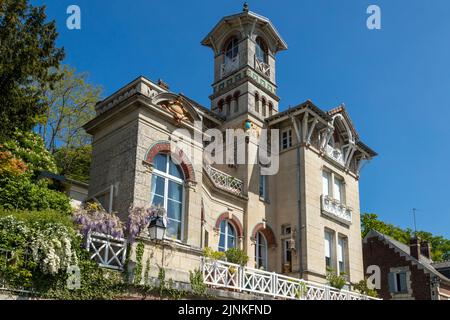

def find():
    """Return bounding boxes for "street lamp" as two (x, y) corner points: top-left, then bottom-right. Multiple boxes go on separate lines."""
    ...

(148, 215), (166, 241)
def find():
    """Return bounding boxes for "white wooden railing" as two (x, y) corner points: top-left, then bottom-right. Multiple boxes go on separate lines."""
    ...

(203, 163), (244, 196)
(255, 56), (271, 77)
(86, 232), (127, 270)
(321, 195), (352, 224)
(202, 258), (380, 300)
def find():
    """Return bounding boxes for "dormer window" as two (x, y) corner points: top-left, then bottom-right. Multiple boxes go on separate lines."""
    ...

(224, 36), (239, 61)
(255, 37), (268, 63)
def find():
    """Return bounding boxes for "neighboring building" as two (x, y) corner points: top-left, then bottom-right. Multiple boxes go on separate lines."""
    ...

(363, 230), (450, 300)
(39, 171), (88, 209)
(83, 6), (377, 295)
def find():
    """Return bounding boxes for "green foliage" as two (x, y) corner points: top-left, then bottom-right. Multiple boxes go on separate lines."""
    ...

(361, 213), (450, 262)
(326, 268), (347, 290)
(134, 241), (145, 285)
(37, 65), (101, 154)
(353, 279), (378, 298)
(0, 177), (71, 213)
(0, 0), (64, 139)
(54, 145), (92, 183)
(224, 248), (249, 266)
(203, 247), (226, 261)
(1, 130), (57, 174)
(189, 268), (207, 296)
(0, 130), (71, 213)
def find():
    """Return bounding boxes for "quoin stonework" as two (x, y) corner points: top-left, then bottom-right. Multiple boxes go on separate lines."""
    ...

(83, 6), (377, 296)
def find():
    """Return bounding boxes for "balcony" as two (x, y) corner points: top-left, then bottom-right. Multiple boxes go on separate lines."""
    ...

(254, 56), (271, 78)
(203, 162), (244, 196)
(221, 56), (239, 78)
(202, 258), (380, 300)
(325, 145), (345, 166)
(321, 195), (352, 225)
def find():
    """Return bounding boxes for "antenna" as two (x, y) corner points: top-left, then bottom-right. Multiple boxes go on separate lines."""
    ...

(412, 208), (419, 236)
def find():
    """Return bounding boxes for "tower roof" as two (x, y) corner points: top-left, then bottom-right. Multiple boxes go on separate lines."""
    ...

(201, 7), (288, 54)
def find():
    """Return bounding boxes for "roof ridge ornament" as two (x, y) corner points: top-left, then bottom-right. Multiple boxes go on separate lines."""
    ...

(243, 2), (249, 12)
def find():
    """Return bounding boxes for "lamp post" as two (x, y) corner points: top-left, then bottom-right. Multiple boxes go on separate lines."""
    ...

(148, 215), (167, 242)
(148, 214), (167, 276)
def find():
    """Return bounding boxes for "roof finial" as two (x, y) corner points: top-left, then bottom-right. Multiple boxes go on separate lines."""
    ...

(243, 2), (249, 12)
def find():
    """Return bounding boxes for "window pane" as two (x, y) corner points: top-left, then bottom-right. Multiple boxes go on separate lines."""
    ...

(220, 220), (226, 233)
(167, 219), (181, 240)
(153, 154), (167, 172)
(218, 233), (225, 252)
(334, 178), (343, 202)
(167, 200), (182, 221)
(228, 234), (236, 249)
(322, 171), (330, 196)
(227, 222), (236, 238)
(152, 194), (164, 207)
(169, 158), (184, 179)
(152, 175), (165, 196)
(168, 181), (182, 202)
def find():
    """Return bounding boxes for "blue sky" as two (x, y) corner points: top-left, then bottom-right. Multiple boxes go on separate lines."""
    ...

(36, 0), (450, 237)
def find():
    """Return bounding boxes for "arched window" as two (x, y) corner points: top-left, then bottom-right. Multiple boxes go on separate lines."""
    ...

(254, 92), (260, 113)
(233, 91), (240, 113)
(218, 220), (236, 252)
(225, 95), (232, 116)
(268, 102), (274, 117)
(261, 97), (267, 117)
(150, 153), (184, 240)
(224, 36), (239, 61)
(255, 232), (268, 270)
(255, 37), (268, 63)
(217, 99), (224, 113)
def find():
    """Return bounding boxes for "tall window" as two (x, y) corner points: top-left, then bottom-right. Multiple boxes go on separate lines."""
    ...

(281, 129), (292, 150)
(324, 230), (334, 269)
(255, 232), (268, 270)
(150, 153), (184, 240)
(283, 239), (292, 265)
(323, 169), (345, 204)
(224, 37), (239, 61)
(338, 236), (347, 273)
(218, 220), (236, 252)
(255, 37), (268, 63)
(259, 173), (267, 200)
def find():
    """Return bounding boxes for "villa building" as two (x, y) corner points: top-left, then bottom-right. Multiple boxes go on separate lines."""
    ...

(83, 6), (377, 298)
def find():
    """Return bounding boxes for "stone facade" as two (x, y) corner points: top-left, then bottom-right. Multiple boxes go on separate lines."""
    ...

(83, 8), (376, 286)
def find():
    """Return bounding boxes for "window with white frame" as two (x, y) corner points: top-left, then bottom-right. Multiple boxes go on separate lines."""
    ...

(338, 236), (348, 274)
(150, 153), (184, 240)
(322, 169), (345, 203)
(255, 232), (268, 270)
(218, 220), (237, 252)
(324, 230), (334, 269)
(281, 129), (292, 150)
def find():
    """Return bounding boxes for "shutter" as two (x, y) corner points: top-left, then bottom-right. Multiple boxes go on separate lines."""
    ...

(388, 273), (397, 293)
(399, 272), (407, 292)
(334, 178), (342, 202)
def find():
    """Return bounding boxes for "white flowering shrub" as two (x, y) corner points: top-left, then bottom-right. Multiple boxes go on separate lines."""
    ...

(30, 222), (78, 275)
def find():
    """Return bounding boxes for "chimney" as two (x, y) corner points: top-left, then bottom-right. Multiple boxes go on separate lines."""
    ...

(420, 240), (432, 260)
(410, 237), (421, 260)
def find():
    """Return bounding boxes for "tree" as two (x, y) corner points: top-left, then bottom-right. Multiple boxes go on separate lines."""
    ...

(0, 0), (64, 140)
(54, 145), (92, 182)
(361, 213), (450, 262)
(37, 65), (101, 154)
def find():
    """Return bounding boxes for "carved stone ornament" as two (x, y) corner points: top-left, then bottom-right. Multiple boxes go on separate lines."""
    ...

(161, 96), (191, 125)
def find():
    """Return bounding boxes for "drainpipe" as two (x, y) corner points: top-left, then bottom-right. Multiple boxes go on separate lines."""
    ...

(290, 113), (305, 278)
